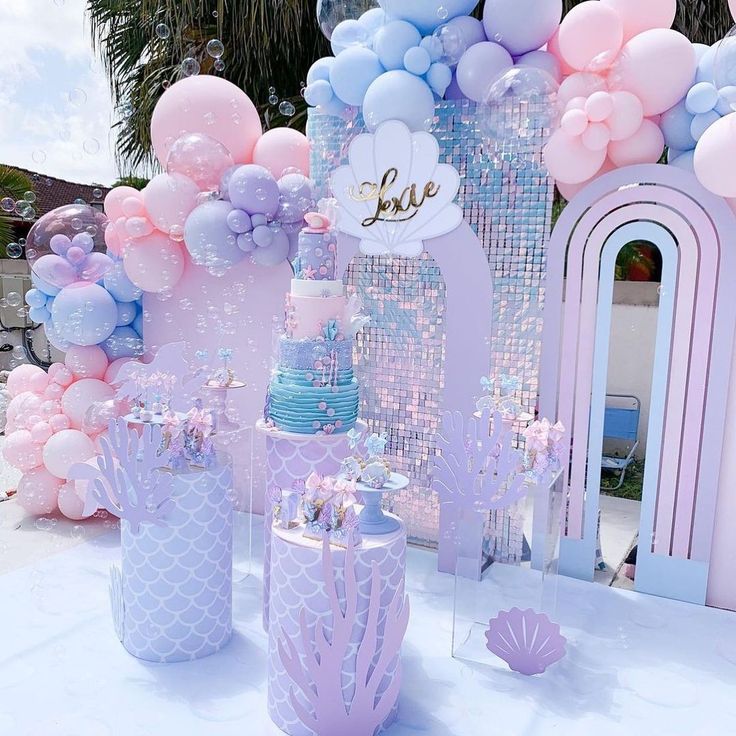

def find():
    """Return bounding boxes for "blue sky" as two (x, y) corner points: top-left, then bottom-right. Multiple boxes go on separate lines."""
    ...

(0, 0), (118, 185)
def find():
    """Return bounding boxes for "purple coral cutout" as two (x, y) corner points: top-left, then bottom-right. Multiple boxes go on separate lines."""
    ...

(278, 536), (410, 736)
(484, 608), (567, 676)
(69, 418), (174, 533)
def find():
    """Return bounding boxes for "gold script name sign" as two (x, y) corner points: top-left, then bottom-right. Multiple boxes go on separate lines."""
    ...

(348, 167), (441, 227)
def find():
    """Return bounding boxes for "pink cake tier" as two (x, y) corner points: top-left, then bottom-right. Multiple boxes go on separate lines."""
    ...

(286, 292), (347, 340)
(257, 419), (368, 629)
(268, 519), (406, 736)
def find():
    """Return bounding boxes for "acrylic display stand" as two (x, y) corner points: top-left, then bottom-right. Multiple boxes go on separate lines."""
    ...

(452, 471), (565, 673)
(110, 461), (234, 663)
(257, 419), (367, 629)
(268, 519), (407, 735)
(203, 381), (247, 433)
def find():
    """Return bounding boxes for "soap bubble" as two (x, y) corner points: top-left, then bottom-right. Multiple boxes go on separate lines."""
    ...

(268, 92), (279, 105)
(12, 345), (26, 360)
(6, 292), (22, 307)
(316, 0), (379, 40)
(1, 197), (14, 212)
(83, 138), (100, 155)
(6, 243), (22, 259)
(32, 150), (47, 164)
(92, 188), (103, 199)
(155, 22), (170, 39)
(279, 100), (296, 117)
(214, 59), (226, 72)
(23, 191), (36, 203)
(68, 88), (87, 107)
(206, 39), (225, 59)
(181, 57), (200, 77)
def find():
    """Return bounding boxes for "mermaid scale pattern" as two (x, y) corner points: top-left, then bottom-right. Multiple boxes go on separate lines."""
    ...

(118, 463), (233, 663)
(268, 525), (406, 735)
(262, 429), (354, 629)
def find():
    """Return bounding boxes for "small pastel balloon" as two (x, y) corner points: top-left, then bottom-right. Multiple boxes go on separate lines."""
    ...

(252, 128), (311, 179)
(104, 186), (140, 221)
(30, 421), (53, 445)
(329, 46), (385, 106)
(456, 42), (514, 103)
(29, 371), (49, 394)
(561, 108), (589, 136)
(544, 128), (607, 184)
(558, 72), (607, 109)
(78, 251), (115, 283)
(558, 1), (623, 72)
(165, 133), (235, 191)
(33, 254), (78, 289)
(426, 63), (453, 97)
(103, 259), (143, 303)
(6, 364), (47, 398)
(607, 118), (665, 167)
(116, 301), (137, 326)
(659, 99), (696, 150)
(121, 195), (145, 218)
(362, 70), (436, 131)
(45, 383), (65, 401)
(50, 234), (72, 256)
(330, 19), (371, 55)
(123, 232), (185, 293)
(72, 232), (94, 253)
(404, 46), (432, 75)
(445, 15), (487, 50)
(58, 481), (92, 520)
(686, 82), (719, 115)
(304, 79), (335, 108)
(144, 172), (201, 234)
(690, 110), (721, 142)
(65, 345), (109, 380)
(378, 0), (478, 35)
(251, 226), (290, 267)
(150, 75), (262, 166)
(125, 216), (154, 239)
(252, 225), (274, 247)
(669, 149), (695, 172)
(307, 56), (335, 85)
(609, 29), (696, 116)
(52, 365), (74, 387)
(7, 392), (43, 427)
(17, 467), (62, 515)
(66, 246), (86, 264)
(585, 91), (614, 122)
(581, 122), (611, 151)
(43, 429), (96, 480)
(601, 0), (677, 42)
(101, 325), (144, 360)
(49, 414), (71, 433)
(373, 20), (422, 70)
(3, 429), (44, 472)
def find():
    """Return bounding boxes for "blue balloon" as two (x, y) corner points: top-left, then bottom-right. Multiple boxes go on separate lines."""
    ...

(669, 150), (695, 172)
(716, 85), (736, 115)
(31, 272), (60, 297)
(116, 301), (137, 327)
(44, 318), (71, 352)
(25, 288), (47, 309)
(307, 57), (335, 85)
(304, 79), (334, 107)
(359, 8), (387, 36)
(331, 19), (370, 55)
(51, 282), (117, 347)
(329, 46), (384, 106)
(362, 70), (436, 131)
(183, 199), (246, 272)
(132, 311), (143, 338)
(101, 325), (143, 360)
(691, 110), (721, 142)
(404, 46), (432, 76)
(686, 82), (719, 115)
(373, 20), (421, 71)
(379, 0), (479, 35)
(696, 43), (718, 84)
(29, 306), (50, 324)
(103, 259), (143, 303)
(426, 62), (453, 96)
(659, 100), (696, 151)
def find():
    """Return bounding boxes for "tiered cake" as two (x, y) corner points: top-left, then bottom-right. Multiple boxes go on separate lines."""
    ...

(264, 213), (361, 435)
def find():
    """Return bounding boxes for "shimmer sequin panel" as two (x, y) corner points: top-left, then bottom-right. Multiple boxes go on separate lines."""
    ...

(308, 98), (554, 548)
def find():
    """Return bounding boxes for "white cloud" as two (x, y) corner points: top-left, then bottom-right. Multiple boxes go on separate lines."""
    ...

(0, 0), (120, 185)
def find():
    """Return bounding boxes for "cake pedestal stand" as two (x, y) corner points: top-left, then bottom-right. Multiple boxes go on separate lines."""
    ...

(203, 381), (247, 434)
(356, 472), (409, 535)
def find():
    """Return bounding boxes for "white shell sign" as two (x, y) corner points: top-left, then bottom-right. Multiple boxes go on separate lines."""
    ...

(330, 120), (463, 257)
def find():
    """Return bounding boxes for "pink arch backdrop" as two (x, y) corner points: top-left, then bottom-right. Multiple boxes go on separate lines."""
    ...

(540, 164), (736, 608)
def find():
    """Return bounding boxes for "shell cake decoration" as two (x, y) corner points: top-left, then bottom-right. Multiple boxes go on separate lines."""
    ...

(331, 120), (463, 258)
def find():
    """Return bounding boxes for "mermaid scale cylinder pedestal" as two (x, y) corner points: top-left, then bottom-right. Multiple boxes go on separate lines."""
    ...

(257, 420), (366, 629)
(111, 463), (234, 663)
(268, 521), (407, 735)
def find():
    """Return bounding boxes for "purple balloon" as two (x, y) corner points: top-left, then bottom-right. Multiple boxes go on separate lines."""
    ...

(78, 251), (114, 282)
(446, 16), (487, 49)
(251, 226), (289, 267)
(455, 42), (514, 103)
(228, 164), (280, 217)
(33, 254), (78, 289)
(482, 0), (562, 56)
(515, 51), (562, 83)
(183, 199), (246, 272)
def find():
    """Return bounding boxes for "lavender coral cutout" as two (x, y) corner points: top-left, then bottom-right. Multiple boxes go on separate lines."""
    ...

(109, 564), (124, 642)
(69, 418), (175, 533)
(278, 536), (410, 735)
(433, 408), (529, 513)
(485, 608), (567, 676)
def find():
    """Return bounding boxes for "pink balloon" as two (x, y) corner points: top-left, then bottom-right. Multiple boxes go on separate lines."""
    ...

(544, 128), (607, 184)
(150, 76), (262, 167)
(143, 173), (200, 235)
(3, 430), (44, 472)
(6, 364), (47, 398)
(7, 392), (41, 428)
(30, 421), (53, 445)
(582, 122), (611, 151)
(694, 115), (736, 197)
(65, 345), (109, 380)
(58, 480), (93, 520)
(104, 357), (134, 384)
(43, 429), (96, 480)
(585, 91), (615, 122)
(125, 217), (154, 239)
(123, 232), (185, 294)
(61, 378), (115, 430)
(557, 158), (616, 200)
(165, 133), (235, 191)
(28, 371), (49, 394)
(121, 195), (145, 218)
(607, 119), (665, 167)
(104, 225), (122, 257)
(731, 0), (736, 24)
(558, 2), (624, 72)
(252, 128), (311, 179)
(601, 0), (677, 42)
(561, 108), (588, 136)
(609, 29), (696, 116)
(52, 365), (74, 388)
(17, 467), (62, 515)
(558, 72), (608, 108)
(49, 414), (71, 433)
(606, 91), (644, 140)
(104, 186), (140, 221)
(546, 30), (576, 77)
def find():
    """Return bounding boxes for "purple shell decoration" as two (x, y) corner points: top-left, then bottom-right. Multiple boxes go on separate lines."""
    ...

(484, 608), (566, 676)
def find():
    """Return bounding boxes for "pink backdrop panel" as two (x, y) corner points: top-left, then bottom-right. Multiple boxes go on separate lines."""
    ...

(143, 257), (294, 513)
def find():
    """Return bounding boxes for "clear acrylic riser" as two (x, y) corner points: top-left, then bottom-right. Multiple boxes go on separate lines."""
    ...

(452, 471), (564, 668)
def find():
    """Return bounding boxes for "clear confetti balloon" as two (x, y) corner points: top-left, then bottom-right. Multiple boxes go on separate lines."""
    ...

(166, 132), (235, 191)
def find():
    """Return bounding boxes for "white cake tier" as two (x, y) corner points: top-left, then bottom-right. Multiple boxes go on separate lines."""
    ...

(290, 279), (343, 298)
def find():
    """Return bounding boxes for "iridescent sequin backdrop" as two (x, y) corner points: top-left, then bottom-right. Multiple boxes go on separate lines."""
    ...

(308, 98), (555, 548)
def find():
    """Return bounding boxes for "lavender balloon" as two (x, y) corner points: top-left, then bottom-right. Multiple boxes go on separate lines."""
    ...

(228, 164), (280, 217)
(482, 0), (562, 56)
(183, 199), (246, 273)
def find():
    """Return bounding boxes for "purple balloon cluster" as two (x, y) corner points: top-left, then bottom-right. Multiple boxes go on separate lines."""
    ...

(183, 165), (314, 274)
